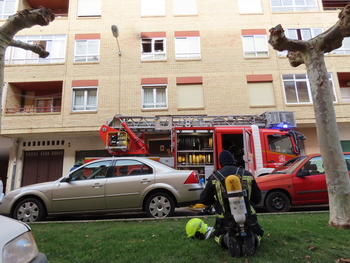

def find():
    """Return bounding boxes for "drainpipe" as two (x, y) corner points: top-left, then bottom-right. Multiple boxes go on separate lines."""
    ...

(10, 139), (19, 191)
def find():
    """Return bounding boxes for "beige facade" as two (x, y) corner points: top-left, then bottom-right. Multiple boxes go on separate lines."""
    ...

(1, 0), (350, 192)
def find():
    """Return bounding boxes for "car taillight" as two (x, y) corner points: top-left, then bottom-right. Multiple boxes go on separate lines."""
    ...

(184, 171), (199, 184)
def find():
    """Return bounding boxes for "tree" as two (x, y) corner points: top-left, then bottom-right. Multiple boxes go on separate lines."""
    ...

(0, 7), (55, 129)
(269, 5), (350, 228)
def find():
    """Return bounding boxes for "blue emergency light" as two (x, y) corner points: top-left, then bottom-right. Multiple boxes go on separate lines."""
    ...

(269, 122), (296, 130)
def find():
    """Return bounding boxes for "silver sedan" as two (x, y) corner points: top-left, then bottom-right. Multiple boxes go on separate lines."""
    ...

(0, 157), (203, 222)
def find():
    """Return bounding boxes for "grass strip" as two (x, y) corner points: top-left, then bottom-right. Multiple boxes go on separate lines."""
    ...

(30, 212), (350, 263)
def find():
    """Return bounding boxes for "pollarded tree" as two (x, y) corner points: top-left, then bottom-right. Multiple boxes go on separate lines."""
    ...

(269, 5), (350, 228)
(0, 7), (55, 128)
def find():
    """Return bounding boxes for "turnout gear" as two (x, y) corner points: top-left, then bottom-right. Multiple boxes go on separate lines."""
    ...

(186, 218), (213, 240)
(200, 150), (264, 257)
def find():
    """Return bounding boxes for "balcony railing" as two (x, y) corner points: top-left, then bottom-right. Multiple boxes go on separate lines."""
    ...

(5, 106), (61, 114)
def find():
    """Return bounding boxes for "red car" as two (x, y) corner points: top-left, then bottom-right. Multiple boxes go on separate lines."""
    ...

(255, 153), (350, 212)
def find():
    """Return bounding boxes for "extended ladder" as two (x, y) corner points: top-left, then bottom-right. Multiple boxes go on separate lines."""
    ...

(106, 111), (296, 132)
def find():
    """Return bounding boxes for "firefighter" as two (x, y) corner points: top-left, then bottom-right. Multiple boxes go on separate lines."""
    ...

(200, 150), (264, 257)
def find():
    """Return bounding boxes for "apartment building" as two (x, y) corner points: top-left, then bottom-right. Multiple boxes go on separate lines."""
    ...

(1, 0), (350, 192)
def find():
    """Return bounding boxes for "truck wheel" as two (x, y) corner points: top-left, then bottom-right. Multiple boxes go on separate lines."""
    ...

(13, 198), (46, 222)
(265, 191), (291, 212)
(145, 192), (175, 218)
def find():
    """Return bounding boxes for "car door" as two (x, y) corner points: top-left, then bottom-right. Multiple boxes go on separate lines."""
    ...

(51, 160), (112, 212)
(105, 159), (155, 209)
(292, 156), (328, 205)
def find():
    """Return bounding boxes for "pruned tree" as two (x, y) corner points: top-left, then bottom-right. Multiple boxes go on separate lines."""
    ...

(0, 7), (55, 128)
(269, 5), (350, 228)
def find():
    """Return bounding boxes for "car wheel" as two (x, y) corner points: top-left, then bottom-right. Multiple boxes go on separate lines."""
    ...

(265, 191), (291, 212)
(13, 198), (46, 222)
(145, 192), (175, 218)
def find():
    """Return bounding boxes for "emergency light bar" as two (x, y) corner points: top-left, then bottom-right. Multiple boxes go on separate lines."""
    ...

(263, 111), (296, 130)
(269, 122), (296, 130)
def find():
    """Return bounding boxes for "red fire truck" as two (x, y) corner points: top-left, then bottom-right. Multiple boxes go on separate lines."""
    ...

(99, 111), (305, 178)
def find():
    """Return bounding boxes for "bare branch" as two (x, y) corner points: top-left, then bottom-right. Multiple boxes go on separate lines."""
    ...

(0, 7), (55, 41)
(9, 39), (49, 58)
(311, 4), (350, 53)
(268, 24), (307, 52)
(287, 51), (304, 67)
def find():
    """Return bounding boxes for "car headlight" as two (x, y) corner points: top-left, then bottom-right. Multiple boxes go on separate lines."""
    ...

(2, 231), (39, 263)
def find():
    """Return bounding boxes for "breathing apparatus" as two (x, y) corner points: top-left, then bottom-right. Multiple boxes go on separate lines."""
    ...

(225, 174), (248, 236)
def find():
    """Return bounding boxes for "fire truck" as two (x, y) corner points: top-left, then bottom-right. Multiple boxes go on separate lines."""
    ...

(99, 111), (305, 178)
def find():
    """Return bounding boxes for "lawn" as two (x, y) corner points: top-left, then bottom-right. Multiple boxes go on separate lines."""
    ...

(30, 212), (350, 263)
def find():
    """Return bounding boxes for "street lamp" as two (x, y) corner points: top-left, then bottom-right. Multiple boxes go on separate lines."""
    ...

(111, 24), (122, 113)
(111, 24), (121, 56)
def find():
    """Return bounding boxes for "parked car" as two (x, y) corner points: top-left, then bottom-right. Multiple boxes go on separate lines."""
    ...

(0, 179), (3, 203)
(255, 153), (350, 212)
(0, 157), (202, 222)
(0, 215), (47, 263)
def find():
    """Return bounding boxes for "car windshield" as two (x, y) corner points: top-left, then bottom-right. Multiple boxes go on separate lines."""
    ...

(271, 155), (308, 174)
(267, 134), (294, 155)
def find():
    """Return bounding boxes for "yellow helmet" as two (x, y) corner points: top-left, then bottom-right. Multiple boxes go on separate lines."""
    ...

(186, 218), (208, 239)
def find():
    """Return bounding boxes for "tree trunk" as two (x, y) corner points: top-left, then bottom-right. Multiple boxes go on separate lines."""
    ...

(304, 48), (350, 228)
(269, 4), (350, 228)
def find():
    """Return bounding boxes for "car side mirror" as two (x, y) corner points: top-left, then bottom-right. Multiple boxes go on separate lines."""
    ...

(60, 176), (71, 183)
(296, 169), (310, 177)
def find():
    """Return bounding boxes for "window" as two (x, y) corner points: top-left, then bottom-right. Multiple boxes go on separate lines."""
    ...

(300, 157), (324, 175)
(333, 37), (350, 55)
(175, 31), (200, 59)
(74, 34), (100, 62)
(340, 87), (350, 102)
(268, 134), (294, 154)
(173, 0), (197, 15)
(176, 77), (203, 109)
(242, 35), (268, 57)
(70, 160), (111, 181)
(271, 0), (318, 12)
(77, 0), (101, 17)
(113, 160), (153, 177)
(141, 0), (165, 16)
(177, 84), (204, 109)
(337, 72), (350, 102)
(36, 98), (61, 113)
(282, 73), (336, 104)
(248, 82), (275, 106)
(238, 0), (262, 13)
(0, 0), (16, 19)
(279, 28), (323, 56)
(142, 85), (167, 109)
(141, 33), (166, 60)
(247, 75), (275, 106)
(7, 35), (66, 64)
(72, 86), (98, 111)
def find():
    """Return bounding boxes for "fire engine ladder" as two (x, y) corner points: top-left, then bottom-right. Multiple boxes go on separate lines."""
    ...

(106, 111), (296, 132)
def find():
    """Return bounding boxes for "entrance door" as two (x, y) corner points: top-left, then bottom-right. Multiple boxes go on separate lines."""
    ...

(22, 150), (64, 186)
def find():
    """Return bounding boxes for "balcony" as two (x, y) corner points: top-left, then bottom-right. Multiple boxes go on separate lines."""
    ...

(6, 106), (61, 114)
(24, 0), (69, 17)
(5, 81), (63, 114)
(322, 1), (348, 11)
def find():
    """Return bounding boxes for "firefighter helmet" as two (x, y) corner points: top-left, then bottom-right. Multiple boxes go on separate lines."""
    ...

(186, 218), (208, 239)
